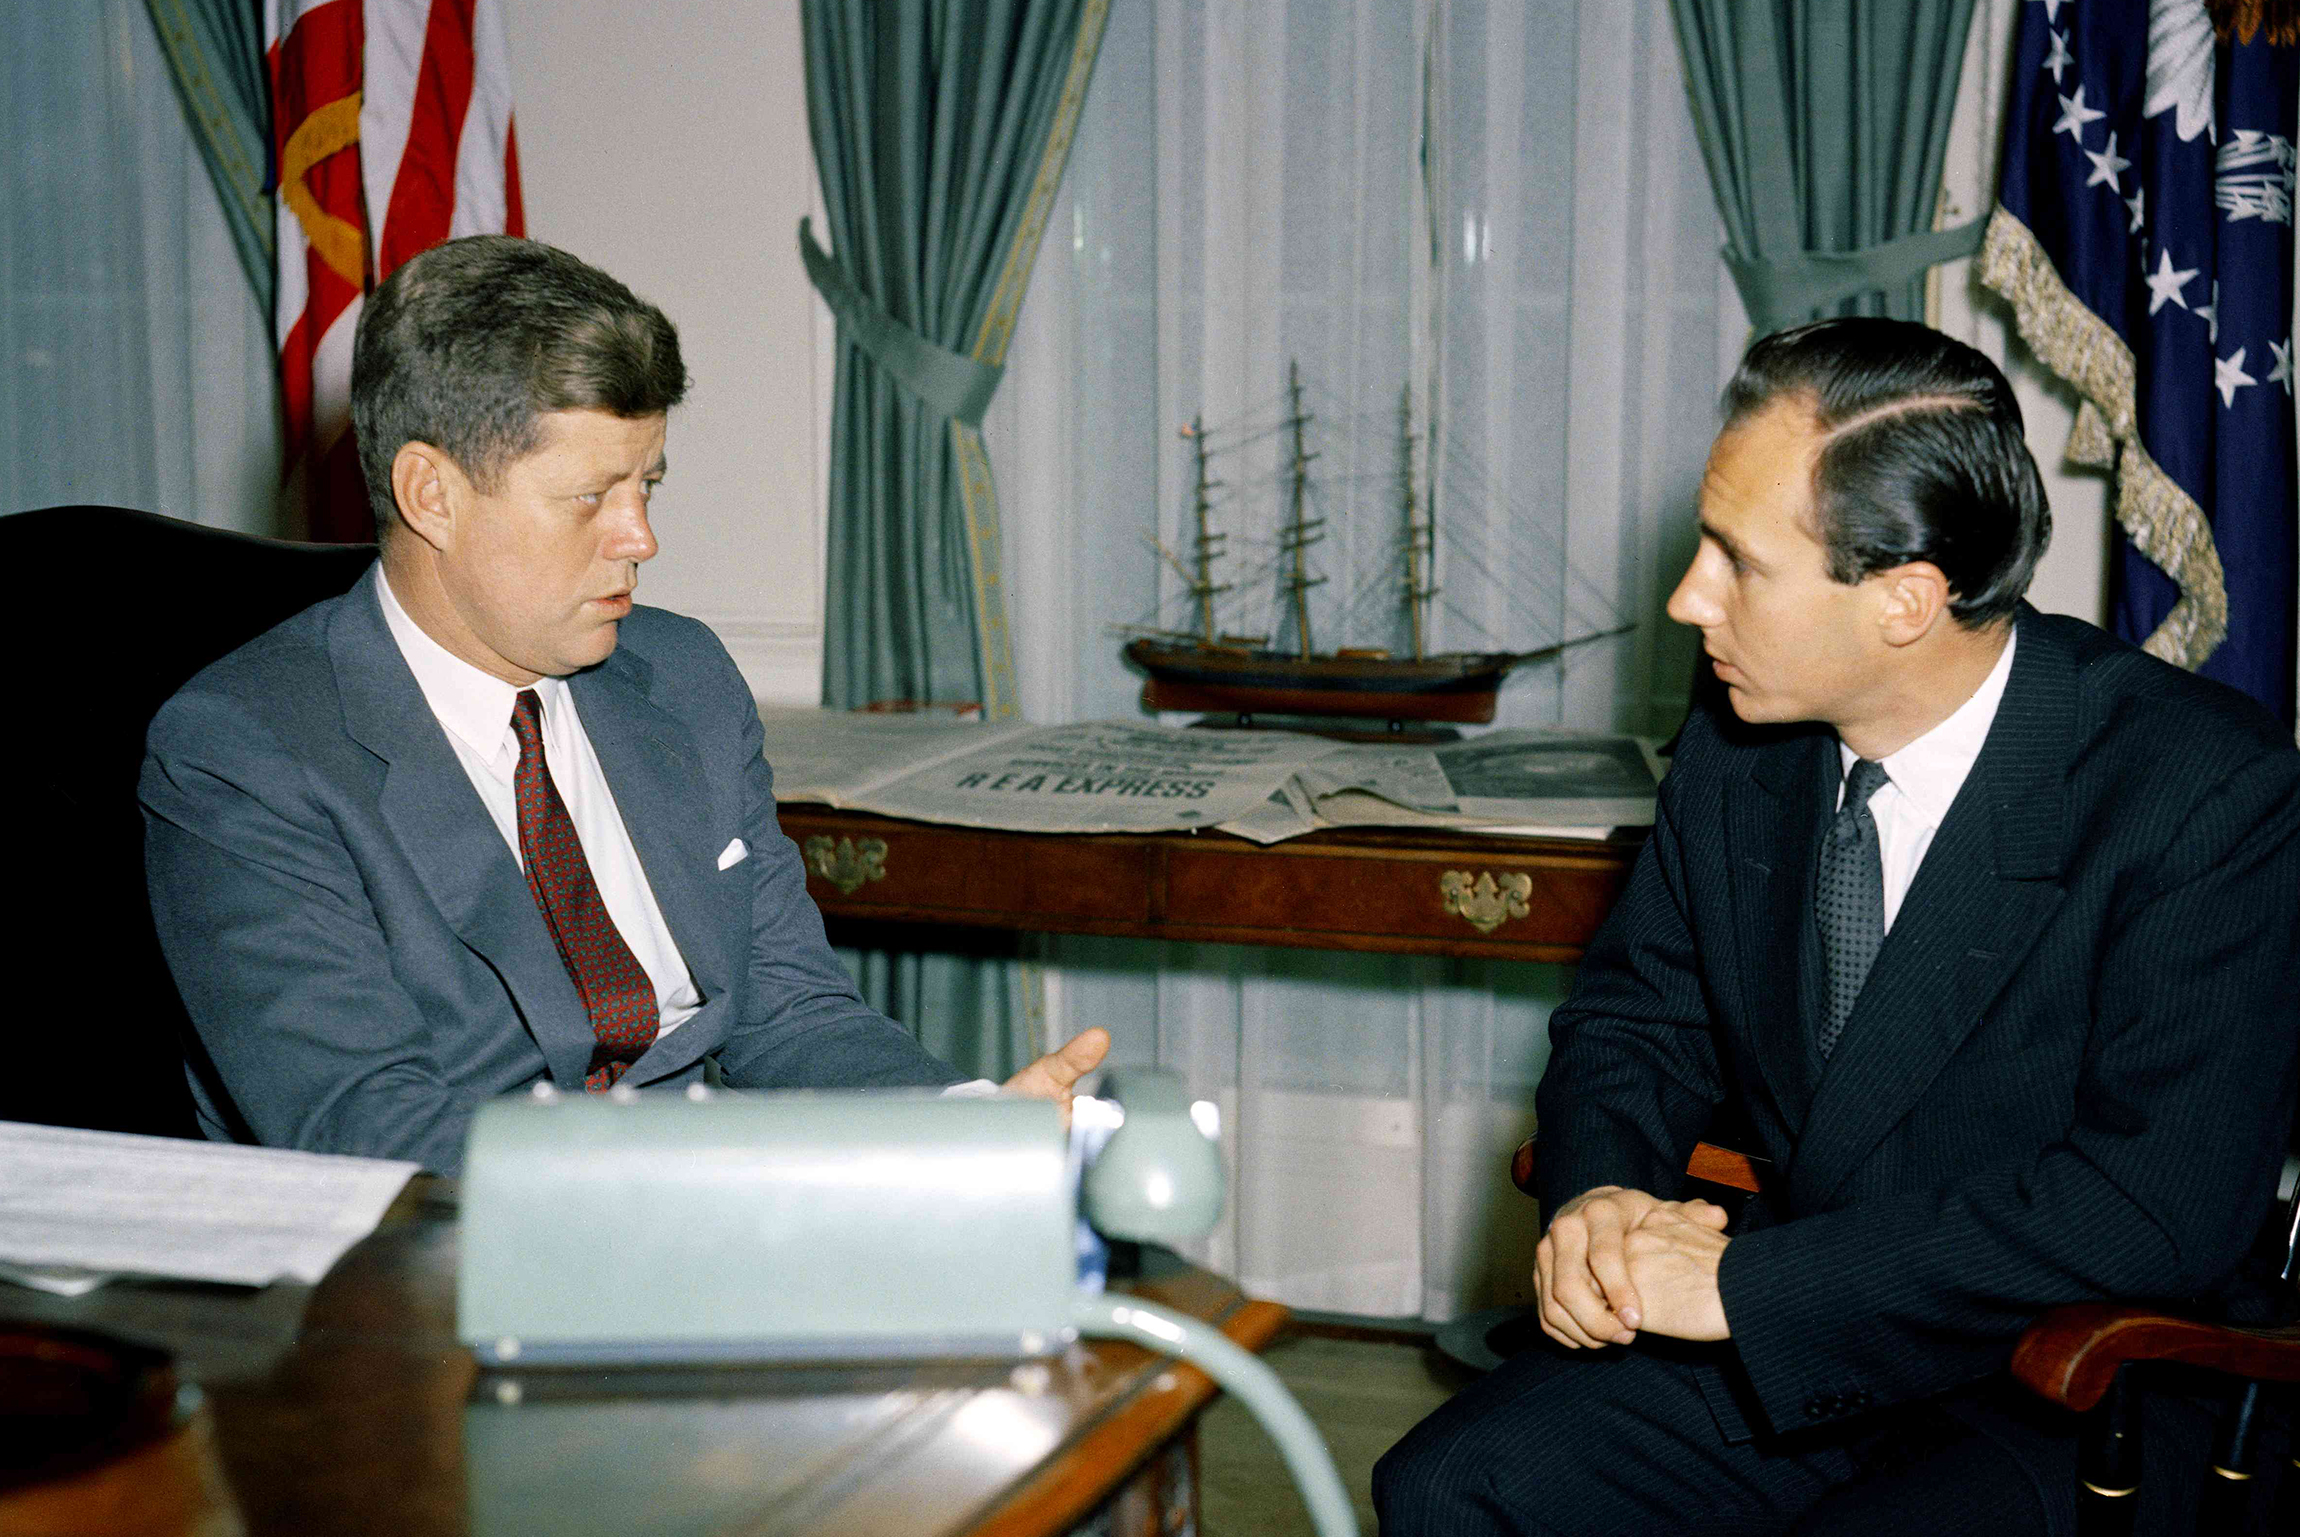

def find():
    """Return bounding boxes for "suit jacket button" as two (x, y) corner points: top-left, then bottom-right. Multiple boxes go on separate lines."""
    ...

(1805, 1396), (1828, 1420)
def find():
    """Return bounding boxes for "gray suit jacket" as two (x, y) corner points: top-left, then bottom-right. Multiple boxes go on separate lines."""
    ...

(141, 567), (957, 1173)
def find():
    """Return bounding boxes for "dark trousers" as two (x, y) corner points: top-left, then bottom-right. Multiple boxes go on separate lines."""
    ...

(1372, 1339), (2056, 1537)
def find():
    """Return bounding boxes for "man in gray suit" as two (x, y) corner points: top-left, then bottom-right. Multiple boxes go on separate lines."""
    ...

(142, 236), (1105, 1175)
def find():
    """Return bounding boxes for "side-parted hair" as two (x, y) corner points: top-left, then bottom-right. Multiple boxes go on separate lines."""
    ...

(350, 235), (688, 529)
(1721, 317), (2050, 629)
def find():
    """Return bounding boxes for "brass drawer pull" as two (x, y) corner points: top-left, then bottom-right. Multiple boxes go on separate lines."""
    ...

(1439, 870), (1531, 934)
(803, 835), (887, 896)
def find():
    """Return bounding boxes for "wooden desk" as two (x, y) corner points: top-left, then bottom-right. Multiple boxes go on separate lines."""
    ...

(0, 1183), (1286, 1537)
(778, 805), (1642, 965)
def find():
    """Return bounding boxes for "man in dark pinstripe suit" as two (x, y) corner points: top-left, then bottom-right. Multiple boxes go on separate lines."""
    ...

(1376, 319), (2300, 1535)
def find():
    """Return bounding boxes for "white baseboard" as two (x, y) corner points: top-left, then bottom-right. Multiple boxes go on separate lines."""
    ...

(691, 614), (822, 706)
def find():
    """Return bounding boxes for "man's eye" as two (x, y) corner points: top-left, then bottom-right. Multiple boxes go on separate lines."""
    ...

(642, 480), (662, 499)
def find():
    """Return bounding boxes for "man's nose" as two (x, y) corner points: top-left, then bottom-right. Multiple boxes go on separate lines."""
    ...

(609, 498), (658, 564)
(1665, 561), (1715, 628)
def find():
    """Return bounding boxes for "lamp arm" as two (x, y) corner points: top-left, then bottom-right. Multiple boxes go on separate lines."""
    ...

(1070, 1293), (1357, 1537)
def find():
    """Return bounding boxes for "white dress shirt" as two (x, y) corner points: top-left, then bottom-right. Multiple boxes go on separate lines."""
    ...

(377, 572), (704, 1039)
(1838, 629), (2017, 932)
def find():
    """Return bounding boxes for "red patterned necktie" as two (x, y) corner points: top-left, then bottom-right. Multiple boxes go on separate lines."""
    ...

(510, 689), (658, 1090)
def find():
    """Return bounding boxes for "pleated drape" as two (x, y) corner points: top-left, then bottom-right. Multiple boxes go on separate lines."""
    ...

(800, 0), (1107, 1077)
(1669, 0), (1982, 333)
(142, 0), (274, 320)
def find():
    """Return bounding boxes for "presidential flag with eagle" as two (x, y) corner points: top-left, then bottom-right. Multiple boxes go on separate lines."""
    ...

(1981, 0), (2298, 726)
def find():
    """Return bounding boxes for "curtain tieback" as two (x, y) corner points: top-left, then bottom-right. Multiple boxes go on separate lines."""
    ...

(1724, 217), (1988, 334)
(799, 218), (1004, 428)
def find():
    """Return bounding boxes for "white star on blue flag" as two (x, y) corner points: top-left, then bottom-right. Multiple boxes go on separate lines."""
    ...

(2145, 247), (2198, 314)
(2054, 84), (2106, 140)
(2216, 348), (2258, 408)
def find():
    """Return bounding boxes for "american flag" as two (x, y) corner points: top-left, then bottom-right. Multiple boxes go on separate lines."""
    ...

(267, 0), (525, 542)
(1984, 0), (2298, 726)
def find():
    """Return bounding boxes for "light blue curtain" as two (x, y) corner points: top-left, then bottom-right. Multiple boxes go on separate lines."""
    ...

(1, 0), (281, 530)
(142, 0), (273, 317)
(801, 0), (1109, 1079)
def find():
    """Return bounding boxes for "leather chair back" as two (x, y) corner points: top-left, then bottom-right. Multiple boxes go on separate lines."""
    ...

(0, 508), (375, 1137)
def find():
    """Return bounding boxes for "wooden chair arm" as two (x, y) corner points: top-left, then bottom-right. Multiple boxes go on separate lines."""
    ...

(1508, 1139), (1765, 1198)
(1686, 1143), (1764, 1194)
(2010, 1303), (2300, 1413)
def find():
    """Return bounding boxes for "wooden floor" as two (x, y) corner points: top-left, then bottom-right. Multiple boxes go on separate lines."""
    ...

(1198, 1333), (1479, 1535)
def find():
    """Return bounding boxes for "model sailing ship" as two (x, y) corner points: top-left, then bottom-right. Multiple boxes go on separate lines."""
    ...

(1124, 362), (1628, 726)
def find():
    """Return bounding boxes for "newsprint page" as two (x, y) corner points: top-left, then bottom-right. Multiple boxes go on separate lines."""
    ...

(757, 710), (1661, 844)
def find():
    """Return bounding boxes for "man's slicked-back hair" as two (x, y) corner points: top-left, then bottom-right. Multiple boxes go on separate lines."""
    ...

(351, 235), (688, 528)
(1720, 317), (2050, 629)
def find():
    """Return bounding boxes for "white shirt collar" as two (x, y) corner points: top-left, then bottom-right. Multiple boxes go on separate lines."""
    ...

(375, 566), (568, 772)
(1841, 626), (2018, 833)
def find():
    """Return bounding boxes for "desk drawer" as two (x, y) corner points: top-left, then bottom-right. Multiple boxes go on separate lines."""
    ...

(780, 813), (1154, 927)
(1161, 840), (1629, 957)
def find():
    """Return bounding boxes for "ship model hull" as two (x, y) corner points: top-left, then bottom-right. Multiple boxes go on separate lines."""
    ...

(1125, 636), (1526, 725)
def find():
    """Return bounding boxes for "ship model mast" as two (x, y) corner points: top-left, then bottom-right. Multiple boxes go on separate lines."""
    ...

(1278, 361), (1326, 658)
(1181, 417), (1229, 646)
(1398, 385), (1437, 662)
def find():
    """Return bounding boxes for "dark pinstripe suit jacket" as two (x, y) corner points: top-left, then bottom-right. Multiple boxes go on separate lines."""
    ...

(1534, 604), (2300, 1446)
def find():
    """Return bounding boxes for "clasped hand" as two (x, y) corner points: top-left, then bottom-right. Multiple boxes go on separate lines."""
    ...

(1533, 1185), (1731, 1349)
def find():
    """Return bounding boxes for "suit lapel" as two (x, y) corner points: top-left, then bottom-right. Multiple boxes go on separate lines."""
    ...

(1791, 609), (2072, 1209)
(569, 650), (734, 1078)
(1723, 727), (1836, 1133)
(329, 572), (598, 1087)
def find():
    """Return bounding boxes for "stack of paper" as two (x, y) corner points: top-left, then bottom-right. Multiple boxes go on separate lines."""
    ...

(0, 1121), (418, 1294)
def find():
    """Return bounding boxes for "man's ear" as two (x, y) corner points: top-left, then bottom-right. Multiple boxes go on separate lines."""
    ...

(390, 442), (464, 553)
(1875, 561), (1951, 648)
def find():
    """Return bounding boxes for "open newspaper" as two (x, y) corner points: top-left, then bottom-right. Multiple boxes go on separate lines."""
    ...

(758, 709), (1658, 844)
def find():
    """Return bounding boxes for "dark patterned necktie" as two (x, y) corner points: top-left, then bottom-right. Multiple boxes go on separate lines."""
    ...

(1816, 757), (1891, 1061)
(510, 690), (658, 1089)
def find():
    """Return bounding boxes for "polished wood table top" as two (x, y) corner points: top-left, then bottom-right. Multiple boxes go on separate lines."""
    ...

(0, 1182), (1286, 1537)
(778, 804), (1642, 964)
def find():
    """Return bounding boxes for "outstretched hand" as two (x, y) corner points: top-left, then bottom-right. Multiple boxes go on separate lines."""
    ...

(1002, 1027), (1112, 1117)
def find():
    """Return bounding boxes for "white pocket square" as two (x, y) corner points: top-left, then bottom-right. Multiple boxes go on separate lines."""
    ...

(716, 838), (749, 871)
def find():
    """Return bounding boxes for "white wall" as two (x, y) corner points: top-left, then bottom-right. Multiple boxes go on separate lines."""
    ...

(501, 0), (827, 702)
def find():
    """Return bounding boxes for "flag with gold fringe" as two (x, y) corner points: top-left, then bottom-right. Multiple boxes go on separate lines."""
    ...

(1981, 0), (2297, 726)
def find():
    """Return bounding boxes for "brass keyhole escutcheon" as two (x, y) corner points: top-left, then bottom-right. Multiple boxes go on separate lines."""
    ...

(803, 835), (888, 896)
(1439, 869), (1531, 934)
